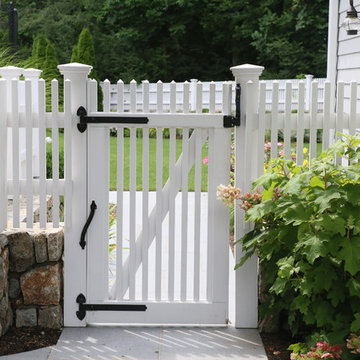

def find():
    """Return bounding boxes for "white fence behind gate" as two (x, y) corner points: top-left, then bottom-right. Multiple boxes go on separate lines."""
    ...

(101, 75), (326, 113)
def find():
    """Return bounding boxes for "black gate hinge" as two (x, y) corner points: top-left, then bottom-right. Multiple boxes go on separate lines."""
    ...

(77, 106), (149, 133)
(76, 293), (147, 320)
(223, 83), (241, 128)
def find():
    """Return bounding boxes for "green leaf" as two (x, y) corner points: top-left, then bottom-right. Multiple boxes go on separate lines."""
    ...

(314, 300), (333, 327)
(347, 278), (360, 297)
(285, 176), (303, 195)
(277, 256), (295, 279)
(287, 343), (308, 354)
(302, 235), (327, 264)
(351, 313), (360, 331)
(283, 204), (312, 226)
(246, 200), (275, 221)
(270, 277), (287, 295)
(253, 172), (278, 190)
(317, 214), (346, 236)
(327, 285), (346, 307)
(293, 295), (310, 314)
(339, 237), (360, 275)
(313, 189), (342, 213)
(311, 261), (336, 292)
(344, 183), (360, 205)
(355, 220), (360, 235)
(310, 175), (325, 189)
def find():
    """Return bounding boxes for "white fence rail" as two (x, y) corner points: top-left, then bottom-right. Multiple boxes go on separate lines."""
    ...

(101, 75), (326, 113)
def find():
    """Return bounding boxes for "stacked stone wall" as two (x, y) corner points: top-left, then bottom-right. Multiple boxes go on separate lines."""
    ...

(0, 228), (63, 335)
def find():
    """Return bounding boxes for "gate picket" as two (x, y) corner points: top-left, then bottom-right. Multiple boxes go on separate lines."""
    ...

(115, 128), (124, 300)
(168, 127), (176, 301)
(142, 127), (150, 301)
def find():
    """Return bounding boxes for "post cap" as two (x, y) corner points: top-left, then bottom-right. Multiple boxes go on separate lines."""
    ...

(23, 68), (42, 78)
(230, 64), (264, 80)
(57, 62), (93, 76)
(0, 66), (23, 79)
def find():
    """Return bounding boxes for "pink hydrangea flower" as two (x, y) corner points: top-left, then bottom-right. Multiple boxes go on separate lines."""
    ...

(202, 157), (209, 165)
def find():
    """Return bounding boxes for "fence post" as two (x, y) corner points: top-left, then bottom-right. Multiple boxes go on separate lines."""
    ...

(230, 64), (264, 328)
(305, 74), (313, 112)
(58, 62), (92, 326)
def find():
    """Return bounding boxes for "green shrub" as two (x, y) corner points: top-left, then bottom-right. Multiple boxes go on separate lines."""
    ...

(236, 134), (360, 341)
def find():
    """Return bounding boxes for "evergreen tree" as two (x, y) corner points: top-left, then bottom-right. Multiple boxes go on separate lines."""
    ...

(70, 44), (78, 63)
(71, 27), (97, 79)
(32, 34), (49, 70)
(71, 27), (102, 109)
(44, 41), (60, 80)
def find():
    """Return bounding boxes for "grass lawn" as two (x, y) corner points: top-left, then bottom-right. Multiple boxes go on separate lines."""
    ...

(109, 135), (209, 191)
(47, 130), (324, 191)
(47, 130), (209, 191)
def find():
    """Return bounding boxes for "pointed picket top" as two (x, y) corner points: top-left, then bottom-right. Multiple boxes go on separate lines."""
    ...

(130, 79), (137, 84)
(170, 80), (176, 84)
(117, 79), (124, 84)
(142, 79), (149, 84)
(104, 79), (110, 84)
(157, 80), (163, 84)
(184, 80), (189, 84)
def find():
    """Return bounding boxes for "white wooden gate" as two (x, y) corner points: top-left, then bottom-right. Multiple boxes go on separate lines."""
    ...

(78, 77), (232, 325)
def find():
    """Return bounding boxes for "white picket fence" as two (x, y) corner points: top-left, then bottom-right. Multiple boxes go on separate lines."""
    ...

(101, 75), (326, 113)
(1, 62), (359, 330)
(0, 69), (72, 231)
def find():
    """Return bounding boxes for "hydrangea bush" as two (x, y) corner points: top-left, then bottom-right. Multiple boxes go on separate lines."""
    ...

(218, 134), (360, 358)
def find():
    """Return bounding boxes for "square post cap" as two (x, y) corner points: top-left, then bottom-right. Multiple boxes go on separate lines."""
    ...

(58, 62), (93, 76)
(230, 64), (264, 83)
(0, 66), (23, 79)
(23, 68), (42, 79)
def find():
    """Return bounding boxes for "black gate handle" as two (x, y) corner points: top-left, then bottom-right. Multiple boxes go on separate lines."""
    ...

(79, 201), (97, 249)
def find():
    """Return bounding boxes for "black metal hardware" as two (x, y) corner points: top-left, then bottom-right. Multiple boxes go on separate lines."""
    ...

(79, 201), (97, 249)
(223, 83), (241, 128)
(76, 293), (147, 320)
(77, 106), (149, 133)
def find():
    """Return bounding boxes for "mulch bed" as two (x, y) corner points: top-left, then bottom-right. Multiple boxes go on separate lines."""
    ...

(261, 332), (295, 360)
(0, 327), (62, 356)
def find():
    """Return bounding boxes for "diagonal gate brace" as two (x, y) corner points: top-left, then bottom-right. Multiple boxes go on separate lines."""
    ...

(76, 293), (147, 320)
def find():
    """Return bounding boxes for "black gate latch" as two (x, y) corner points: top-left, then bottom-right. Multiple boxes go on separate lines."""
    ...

(223, 83), (241, 128)
(76, 293), (147, 320)
(77, 106), (149, 133)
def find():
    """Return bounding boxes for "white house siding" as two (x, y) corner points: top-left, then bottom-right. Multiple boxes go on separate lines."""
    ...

(335, 0), (360, 111)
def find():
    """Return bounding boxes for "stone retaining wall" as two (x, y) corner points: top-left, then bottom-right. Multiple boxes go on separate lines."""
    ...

(0, 228), (63, 335)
